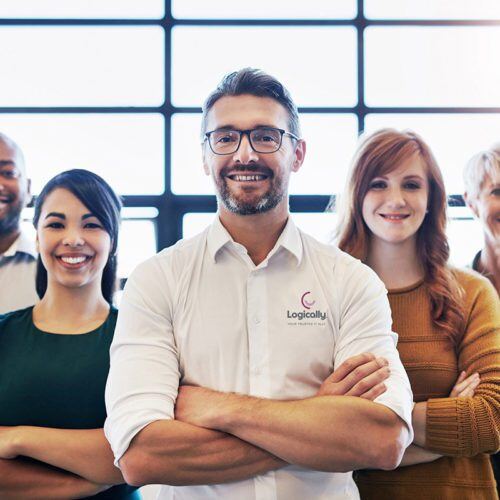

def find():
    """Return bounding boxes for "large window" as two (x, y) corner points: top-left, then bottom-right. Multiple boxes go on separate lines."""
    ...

(2, 1), (499, 278)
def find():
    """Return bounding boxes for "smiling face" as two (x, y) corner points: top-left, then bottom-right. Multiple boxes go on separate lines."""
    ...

(36, 188), (111, 294)
(468, 171), (500, 246)
(362, 154), (429, 249)
(0, 139), (30, 237)
(202, 94), (305, 217)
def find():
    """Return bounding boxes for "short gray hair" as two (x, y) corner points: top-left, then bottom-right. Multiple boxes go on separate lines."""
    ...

(200, 68), (301, 141)
(463, 149), (500, 199)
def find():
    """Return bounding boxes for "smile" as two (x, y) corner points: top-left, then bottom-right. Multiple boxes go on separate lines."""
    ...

(56, 255), (92, 268)
(227, 174), (268, 182)
(380, 214), (410, 220)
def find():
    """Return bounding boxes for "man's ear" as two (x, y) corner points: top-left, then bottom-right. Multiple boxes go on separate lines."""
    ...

(291, 139), (306, 173)
(464, 191), (479, 218)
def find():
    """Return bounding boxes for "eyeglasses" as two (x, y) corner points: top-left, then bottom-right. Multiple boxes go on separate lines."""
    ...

(204, 127), (300, 155)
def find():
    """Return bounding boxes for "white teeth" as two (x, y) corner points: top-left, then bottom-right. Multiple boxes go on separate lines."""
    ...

(382, 214), (407, 220)
(232, 175), (266, 181)
(61, 256), (87, 264)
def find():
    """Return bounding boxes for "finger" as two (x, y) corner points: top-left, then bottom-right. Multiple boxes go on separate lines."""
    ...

(360, 382), (387, 401)
(458, 386), (475, 398)
(455, 378), (480, 397)
(346, 366), (391, 397)
(326, 353), (377, 384)
(454, 371), (467, 385)
(450, 373), (480, 397)
(340, 358), (389, 393)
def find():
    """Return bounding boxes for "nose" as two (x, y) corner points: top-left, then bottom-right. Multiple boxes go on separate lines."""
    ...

(232, 132), (259, 164)
(62, 228), (85, 247)
(387, 187), (406, 208)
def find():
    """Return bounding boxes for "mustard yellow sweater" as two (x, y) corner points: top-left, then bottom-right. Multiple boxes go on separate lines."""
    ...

(355, 268), (500, 500)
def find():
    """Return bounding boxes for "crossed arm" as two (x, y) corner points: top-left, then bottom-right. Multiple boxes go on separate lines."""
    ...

(0, 457), (107, 499)
(0, 427), (130, 498)
(119, 354), (409, 486)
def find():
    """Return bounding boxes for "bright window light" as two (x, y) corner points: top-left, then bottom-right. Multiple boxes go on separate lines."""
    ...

(172, 26), (357, 107)
(172, 0), (356, 19)
(365, 0), (500, 20)
(1, 113), (165, 195)
(0, 0), (164, 19)
(365, 27), (500, 107)
(0, 27), (165, 106)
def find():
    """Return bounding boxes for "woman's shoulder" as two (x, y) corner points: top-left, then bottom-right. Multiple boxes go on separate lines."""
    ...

(451, 266), (495, 293)
(0, 306), (34, 327)
(451, 266), (499, 313)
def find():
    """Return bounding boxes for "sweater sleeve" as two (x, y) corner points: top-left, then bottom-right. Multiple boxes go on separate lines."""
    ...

(425, 275), (500, 456)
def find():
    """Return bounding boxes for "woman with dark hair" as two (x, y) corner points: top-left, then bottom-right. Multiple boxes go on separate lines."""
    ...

(0, 169), (139, 498)
(336, 129), (500, 499)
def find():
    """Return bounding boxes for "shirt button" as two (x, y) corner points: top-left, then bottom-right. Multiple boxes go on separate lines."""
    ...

(253, 316), (261, 324)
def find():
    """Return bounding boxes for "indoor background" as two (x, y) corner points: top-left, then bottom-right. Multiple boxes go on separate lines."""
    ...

(1, 0), (500, 497)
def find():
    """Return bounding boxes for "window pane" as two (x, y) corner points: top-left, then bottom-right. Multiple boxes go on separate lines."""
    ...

(1, 113), (165, 195)
(171, 113), (358, 195)
(0, 27), (164, 106)
(173, 0), (356, 19)
(447, 208), (483, 267)
(118, 220), (157, 279)
(365, 0), (500, 20)
(0, 0), (164, 18)
(364, 113), (500, 194)
(172, 26), (357, 107)
(289, 114), (358, 195)
(365, 27), (500, 107)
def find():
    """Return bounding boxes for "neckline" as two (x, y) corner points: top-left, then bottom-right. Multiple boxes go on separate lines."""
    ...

(387, 278), (425, 295)
(30, 306), (114, 336)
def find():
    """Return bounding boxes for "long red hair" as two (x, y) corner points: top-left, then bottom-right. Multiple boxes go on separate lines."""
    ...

(337, 128), (464, 344)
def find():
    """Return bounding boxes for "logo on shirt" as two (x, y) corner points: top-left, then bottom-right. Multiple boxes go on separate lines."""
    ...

(300, 291), (315, 309)
(287, 291), (327, 325)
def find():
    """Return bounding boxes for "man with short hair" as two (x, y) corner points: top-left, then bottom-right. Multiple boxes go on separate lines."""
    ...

(0, 133), (37, 314)
(105, 68), (414, 499)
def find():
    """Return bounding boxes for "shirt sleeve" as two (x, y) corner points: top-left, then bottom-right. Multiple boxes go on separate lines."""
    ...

(104, 254), (180, 466)
(333, 259), (414, 448)
(426, 276), (500, 456)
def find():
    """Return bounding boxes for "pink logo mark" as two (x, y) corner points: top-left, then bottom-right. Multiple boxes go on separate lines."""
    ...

(301, 291), (316, 310)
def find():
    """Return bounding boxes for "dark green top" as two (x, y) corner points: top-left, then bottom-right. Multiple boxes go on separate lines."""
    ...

(0, 306), (139, 499)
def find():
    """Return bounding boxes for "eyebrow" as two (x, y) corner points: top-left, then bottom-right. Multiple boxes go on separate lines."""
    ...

(0, 160), (16, 168)
(375, 174), (425, 180)
(44, 212), (95, 220)
(212, 124), (276, 131)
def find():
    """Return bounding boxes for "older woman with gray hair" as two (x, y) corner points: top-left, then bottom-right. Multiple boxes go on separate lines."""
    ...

(464, 146), (500, 293)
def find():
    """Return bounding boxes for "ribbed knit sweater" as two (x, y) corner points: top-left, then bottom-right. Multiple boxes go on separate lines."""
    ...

(355, 268), (500, 500)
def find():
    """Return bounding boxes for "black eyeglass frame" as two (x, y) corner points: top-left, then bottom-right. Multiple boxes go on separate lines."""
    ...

(204, 127), (300, 155)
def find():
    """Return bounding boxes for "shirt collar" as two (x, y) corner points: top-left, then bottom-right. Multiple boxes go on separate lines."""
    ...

(2, 230), (37, 258)
(206, 216), (303, 266)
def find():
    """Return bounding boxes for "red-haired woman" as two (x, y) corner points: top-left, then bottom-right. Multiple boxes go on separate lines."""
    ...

(336, 129), (500, 499)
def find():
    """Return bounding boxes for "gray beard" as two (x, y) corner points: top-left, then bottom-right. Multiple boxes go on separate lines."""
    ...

(217, 181), (285, 216)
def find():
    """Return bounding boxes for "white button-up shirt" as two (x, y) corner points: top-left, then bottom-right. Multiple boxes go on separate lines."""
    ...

(0, 230), (38, 314)
(105, 217), (413, 500)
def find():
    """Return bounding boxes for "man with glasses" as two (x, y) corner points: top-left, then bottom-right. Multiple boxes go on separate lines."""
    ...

(0, 132), (37, 313)
(105, 68), (414, 499)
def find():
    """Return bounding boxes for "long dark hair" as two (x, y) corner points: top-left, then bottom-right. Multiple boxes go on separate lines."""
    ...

(33, 169), (122, 304)
(336, 129), (464, 344)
